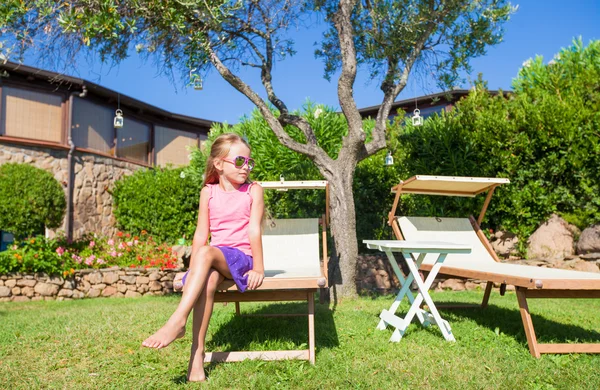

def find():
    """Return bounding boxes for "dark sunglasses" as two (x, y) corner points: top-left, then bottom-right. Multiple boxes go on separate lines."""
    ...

(223, 156), (255, 171)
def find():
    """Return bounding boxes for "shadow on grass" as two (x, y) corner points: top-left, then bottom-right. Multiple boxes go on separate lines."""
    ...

(167, 302), (339, 383)
(206, 301), (338, 354)
(438, 300), (600, 345)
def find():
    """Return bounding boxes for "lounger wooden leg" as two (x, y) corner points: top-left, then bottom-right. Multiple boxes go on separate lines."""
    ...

(516, 287), (540, 358)
(308, 292), (316, 365)
(481, 281), (493, 309)
(235, 302), (241, 316)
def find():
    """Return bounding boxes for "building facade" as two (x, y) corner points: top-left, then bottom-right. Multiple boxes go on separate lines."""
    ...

(0, 62), (214, 241)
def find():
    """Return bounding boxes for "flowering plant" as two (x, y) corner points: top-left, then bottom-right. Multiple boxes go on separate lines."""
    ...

(0, 230), (180, 276)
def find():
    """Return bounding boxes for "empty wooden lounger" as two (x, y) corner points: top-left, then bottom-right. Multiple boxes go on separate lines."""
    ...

(205, 180), (329, 365)
(387, 175), (600, 358)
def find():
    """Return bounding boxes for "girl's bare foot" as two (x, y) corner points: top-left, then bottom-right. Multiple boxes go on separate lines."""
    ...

(142, 318), (186, 349)
(187, 345), (206, 382)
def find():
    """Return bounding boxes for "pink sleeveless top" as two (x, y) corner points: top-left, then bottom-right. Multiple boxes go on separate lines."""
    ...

(207, 182), (254, 256)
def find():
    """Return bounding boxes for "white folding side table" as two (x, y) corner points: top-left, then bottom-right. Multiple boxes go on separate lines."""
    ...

(363, 240), (471, 342)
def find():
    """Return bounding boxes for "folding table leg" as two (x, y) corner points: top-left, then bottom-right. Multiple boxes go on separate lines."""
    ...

(377, 251), (426, 331)
(403, 253), (455, 342)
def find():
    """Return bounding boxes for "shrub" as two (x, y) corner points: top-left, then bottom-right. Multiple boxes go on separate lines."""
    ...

(111, 167), (200, 243)
(0, 163), (66, 240)
(396, 39), (600, 242)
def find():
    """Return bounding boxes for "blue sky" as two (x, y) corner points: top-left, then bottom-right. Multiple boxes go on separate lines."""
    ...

(23, 1), (600, 124)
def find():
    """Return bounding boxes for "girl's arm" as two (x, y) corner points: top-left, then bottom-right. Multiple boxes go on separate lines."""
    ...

(191, 186), (211, 255)
(246, 183), (265, 290)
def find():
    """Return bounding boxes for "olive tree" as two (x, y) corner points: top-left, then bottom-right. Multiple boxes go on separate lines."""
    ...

(0, 0), (513, 297)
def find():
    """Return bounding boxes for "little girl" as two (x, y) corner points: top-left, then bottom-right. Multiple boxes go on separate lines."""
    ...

(142, 133), (265, 382)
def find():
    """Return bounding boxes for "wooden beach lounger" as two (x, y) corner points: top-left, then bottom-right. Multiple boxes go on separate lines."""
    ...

(388, 175), (600, 358)
(205, 180), (329, 365)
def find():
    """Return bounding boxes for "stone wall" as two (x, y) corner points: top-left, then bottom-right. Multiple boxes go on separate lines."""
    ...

(0, 267), (180, 302)
(0, 142), (143, 238)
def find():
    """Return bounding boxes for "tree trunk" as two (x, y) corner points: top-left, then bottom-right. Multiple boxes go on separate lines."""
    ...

(325, 164), (359, 300)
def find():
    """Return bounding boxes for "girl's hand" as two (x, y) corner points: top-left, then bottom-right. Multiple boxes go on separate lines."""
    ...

(245, 270), (264, 290)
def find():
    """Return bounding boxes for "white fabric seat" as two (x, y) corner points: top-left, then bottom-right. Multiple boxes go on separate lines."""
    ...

(398, 216), (600, 282)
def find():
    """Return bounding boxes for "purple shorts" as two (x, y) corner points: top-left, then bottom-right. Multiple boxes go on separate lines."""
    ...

(182, 246), (254, 292)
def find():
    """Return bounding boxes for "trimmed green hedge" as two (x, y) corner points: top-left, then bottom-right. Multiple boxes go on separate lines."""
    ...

(0, 163), (66, 240)
(111, 167), (200, 243)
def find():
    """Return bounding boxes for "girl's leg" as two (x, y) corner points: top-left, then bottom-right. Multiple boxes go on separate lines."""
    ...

(142, 246), (231, 348)
(187, 268), (224, 382)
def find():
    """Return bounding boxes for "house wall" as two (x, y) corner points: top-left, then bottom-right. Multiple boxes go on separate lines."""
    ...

(0, 142), (143, 239)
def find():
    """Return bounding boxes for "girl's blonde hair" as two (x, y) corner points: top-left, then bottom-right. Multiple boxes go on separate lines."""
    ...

(203, 133), (252, 186)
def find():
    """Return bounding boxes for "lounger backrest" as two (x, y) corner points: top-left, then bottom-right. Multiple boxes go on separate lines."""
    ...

(261, 218), (322, 278)
(397, 216), (496, 266)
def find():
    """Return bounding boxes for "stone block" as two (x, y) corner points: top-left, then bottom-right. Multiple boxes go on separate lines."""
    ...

(88, 272), (103, 284)
(136, 276), (150, 286)
(62, 279), (76, 289)
(102, 272), (119, 285)
(117, 284), (128, 293)
(120, 275), (136, 284)
(47, 276), (64, 286)
(87, 288), (101, 298)
(149, 281), (162, 291)
(125, 290), (142, 298)
(21, 287), (35, 297)
(58, 289), (74, 298)
(439, 278), (466, 291)
(34, 283), (59, 296)
(11, 287), (21, 295)
(5, 279), (17, 288)
(16, 279), (37, 287)
(148, 272), (161, 281)
(102, 286), (117, 297)
(12, 296), (31, 302)
(0, 286), (11, 297)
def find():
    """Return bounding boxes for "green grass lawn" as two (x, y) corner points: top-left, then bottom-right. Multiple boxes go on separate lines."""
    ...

(1, 291), (599, 389)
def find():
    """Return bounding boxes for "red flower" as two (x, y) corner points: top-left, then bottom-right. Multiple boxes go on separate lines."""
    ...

(126, 233), (131, 238)
(117, 231), (123, 237)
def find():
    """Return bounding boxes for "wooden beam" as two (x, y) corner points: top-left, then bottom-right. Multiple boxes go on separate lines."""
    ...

(477, 185), (497, 225)
(469, 216), (502, 262)
(537, 344), (600, 354)
(516, 287), (541, 358)
(308, 292), (316, 365)
(204, 350), (309, 363)
(524, 290), (600, 299)
(214, 290), (314, 303)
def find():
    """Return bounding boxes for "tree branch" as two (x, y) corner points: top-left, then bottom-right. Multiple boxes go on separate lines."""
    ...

(364, 11), (441, 158)
(207, 43), (327, 161)
(333, 0), (364, 160)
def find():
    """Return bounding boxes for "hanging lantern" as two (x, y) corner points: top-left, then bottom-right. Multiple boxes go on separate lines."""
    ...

(114, 109), (124, 129)
(412, 108), (423, 126)
(189, 68), (203, 90)
(384, 151), (394, 167)
(192, 74), (203, 90)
